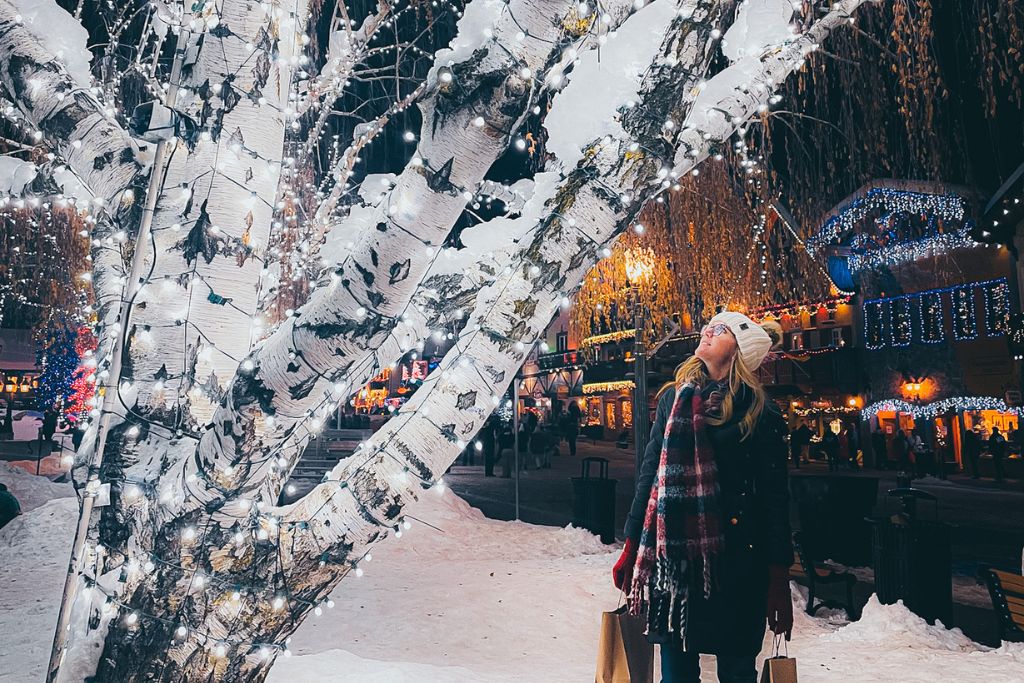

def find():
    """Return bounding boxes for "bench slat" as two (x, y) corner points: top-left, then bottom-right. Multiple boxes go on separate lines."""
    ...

(994, 570), (1024, 592)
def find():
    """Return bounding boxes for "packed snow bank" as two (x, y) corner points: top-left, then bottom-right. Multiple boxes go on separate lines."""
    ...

(0, 497), (76, 682)
(796, 596), (1024, 681)
(2, 472), (1023, 683)
(0, 461), (74, 512)
(270, 490), (620, 683)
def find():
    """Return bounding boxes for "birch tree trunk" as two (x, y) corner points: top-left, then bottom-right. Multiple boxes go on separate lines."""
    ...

(276, 0), (863, 656)
(73, 4), (863, 682)
(93, 0), (311, 583)
(0, 0), (867, 679)
(182, 0), (637, 510)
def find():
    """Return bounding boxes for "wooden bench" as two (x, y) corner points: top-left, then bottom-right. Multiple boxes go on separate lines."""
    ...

(792, 531), (859, 619)
(979, 566), (1024, 643)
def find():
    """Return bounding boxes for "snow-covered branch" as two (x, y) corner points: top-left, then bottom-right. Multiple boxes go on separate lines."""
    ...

(282, 0), (866, 623)
(32, 0), (868, 679)
(296, 0), (393, 154)
(181, 0), (638, 510)
(0, 0), (140, 439)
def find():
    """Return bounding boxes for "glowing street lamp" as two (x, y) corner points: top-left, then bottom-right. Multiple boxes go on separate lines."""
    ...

(624, 248), (654, 481)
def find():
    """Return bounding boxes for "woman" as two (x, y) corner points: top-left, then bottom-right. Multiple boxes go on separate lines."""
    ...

(611, 311), (793, 683)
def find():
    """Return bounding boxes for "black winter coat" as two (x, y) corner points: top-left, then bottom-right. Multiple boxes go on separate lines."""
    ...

(624, 384), (793, 656)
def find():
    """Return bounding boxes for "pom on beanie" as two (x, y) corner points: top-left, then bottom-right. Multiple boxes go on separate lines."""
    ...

(760, 320), (783, 351)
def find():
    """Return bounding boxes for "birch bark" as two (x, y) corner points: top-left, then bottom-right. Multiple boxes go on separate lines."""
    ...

(181, 0), (637, 510)
(0, 0), (866, 678)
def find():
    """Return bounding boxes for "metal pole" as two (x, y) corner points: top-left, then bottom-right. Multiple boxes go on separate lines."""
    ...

(513, 378), (520, 521)
(633, 294), (649, 483)
(46, 36), (188, 683)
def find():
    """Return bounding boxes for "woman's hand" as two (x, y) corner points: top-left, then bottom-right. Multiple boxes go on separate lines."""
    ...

(612, 538), (639, 593)
(766, 565), (793, 639)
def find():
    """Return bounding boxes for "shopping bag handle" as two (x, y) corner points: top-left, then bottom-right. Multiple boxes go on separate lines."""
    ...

(772, 632), (789, 659)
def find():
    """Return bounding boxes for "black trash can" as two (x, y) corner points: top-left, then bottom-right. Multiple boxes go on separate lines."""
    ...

(870, 488), (952, 624)
(571, 457), (616, 544)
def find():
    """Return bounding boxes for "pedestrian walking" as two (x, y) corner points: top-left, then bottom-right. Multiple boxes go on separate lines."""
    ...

(838, 426), (850, 468)
(496, 421), (514, 478)
(789, 423), (808, 469)
(562, 400), (581, 457)
(523, 409), (538, 436)
(847, 422), (860, 469)
(871, 428), (888, 470)
(517, 421), (531, 470)
(612, 312), (792, 683)
(907, 431), (924, 477)
(529, 425), (553, 469)
(893, 430), (911, 473)
(792, 422), (812, 468)
(963, 427), (981, 478)
(823, 429), (840, 472)
(989, 426), (1008, 482)
(41, 409), (58, 442)
(480, 417), (497, 477)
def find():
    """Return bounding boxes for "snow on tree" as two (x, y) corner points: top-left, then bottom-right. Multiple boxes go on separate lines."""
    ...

(0, 0), (866, 679)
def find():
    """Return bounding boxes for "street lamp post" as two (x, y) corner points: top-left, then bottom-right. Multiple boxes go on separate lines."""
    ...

(633, 292), (648, 482)
(0, 379), (15, 441)
(624, 249), (654, 482)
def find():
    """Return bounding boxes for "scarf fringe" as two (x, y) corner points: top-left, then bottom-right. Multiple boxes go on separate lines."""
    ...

(628, 556), (689, 639)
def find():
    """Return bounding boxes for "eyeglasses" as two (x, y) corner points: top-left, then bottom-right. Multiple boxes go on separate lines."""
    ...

(700, 323), (731, 338)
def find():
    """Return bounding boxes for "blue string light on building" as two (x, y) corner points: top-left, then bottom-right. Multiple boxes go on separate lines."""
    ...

(951, 285), (978, 341)
(919, 291), (946, 344)
(863, 278), (1007, 350)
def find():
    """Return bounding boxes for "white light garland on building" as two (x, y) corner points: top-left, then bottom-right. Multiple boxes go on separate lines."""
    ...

(861, 396), (1022, 422)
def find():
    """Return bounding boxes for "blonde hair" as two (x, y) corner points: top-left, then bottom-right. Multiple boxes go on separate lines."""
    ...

(660, 321), (781, 440)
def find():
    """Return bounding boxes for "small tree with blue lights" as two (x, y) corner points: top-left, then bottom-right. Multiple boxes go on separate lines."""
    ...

(35, 317), (79, 419)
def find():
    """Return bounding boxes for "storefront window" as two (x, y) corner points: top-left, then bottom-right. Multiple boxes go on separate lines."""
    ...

(621, 398), (633, 429)
(963, 410), (1019, 436)
(605, 401), (617, 431)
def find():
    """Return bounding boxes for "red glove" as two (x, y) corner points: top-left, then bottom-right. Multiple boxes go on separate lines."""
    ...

(612, 538), (639, 593)
(767, 565), (793, 640)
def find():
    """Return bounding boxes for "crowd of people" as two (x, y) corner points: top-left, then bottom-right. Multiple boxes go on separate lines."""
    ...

(788, 420), (861, 472)
(789, 419), (1017, 482)
(456, 399), (585, 476)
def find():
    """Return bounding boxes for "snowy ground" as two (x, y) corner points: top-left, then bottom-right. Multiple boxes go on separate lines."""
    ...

(1, 469), (1023, 682)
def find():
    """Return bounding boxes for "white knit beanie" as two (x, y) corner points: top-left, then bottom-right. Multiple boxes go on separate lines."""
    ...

(709, 311), (776, 372)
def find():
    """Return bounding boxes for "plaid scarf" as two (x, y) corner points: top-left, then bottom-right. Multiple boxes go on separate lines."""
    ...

(627, 382), (726, 639)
